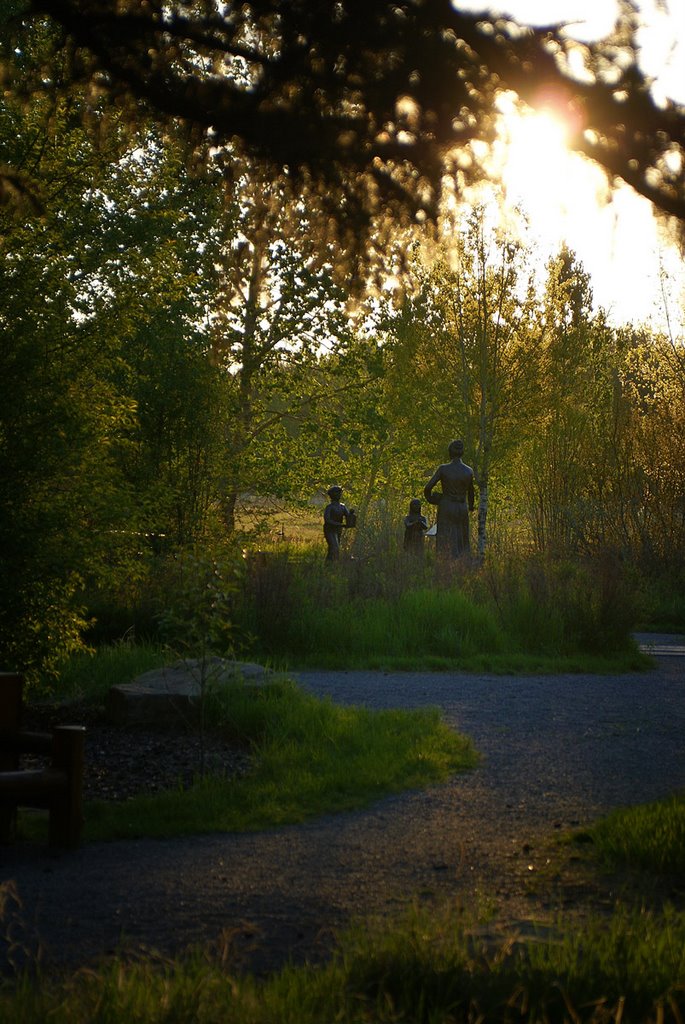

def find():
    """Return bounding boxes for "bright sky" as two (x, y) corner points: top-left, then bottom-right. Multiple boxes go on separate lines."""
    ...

(456, 1), (685, 331)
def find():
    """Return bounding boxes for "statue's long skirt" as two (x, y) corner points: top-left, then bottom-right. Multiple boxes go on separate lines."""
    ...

(436, 498), (470, 558)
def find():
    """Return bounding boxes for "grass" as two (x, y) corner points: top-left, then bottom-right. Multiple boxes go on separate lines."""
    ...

(588, 792), (685, 876)
(291, 647), (649, 674)
(3, 901), (685, 1022)
(20, 668), (478, 843)
(74, 544), (654, 675)
(85, 681), (477, 840)
(46, 640), (168, 702)
(237, 546), (650, 673)
(7, 797), (685, 1022)
(633, 574), (685, 633)
(283, 586), (505, 664)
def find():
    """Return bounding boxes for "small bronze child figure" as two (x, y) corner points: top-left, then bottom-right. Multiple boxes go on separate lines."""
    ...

(403, 498), (428, 555)
(323, 485), (356, 560)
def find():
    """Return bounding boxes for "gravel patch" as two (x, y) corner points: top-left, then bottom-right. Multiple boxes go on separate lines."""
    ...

(19, 702), (253, 803)
(1, 636), (684, 978)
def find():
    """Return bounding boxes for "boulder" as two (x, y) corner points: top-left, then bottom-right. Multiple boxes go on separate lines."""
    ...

(106, 657), (275, 727)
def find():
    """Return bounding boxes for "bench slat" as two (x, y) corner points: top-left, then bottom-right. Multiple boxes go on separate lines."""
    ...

(0, 729), (53, 754)
(0, 768), (66, 802)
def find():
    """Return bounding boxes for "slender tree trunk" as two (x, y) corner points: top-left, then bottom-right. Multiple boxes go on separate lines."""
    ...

(222, 488), (238, 533)
(476, 475), (488, 559)
(219, 242), (264, 535)
(351, 448), (382, 554)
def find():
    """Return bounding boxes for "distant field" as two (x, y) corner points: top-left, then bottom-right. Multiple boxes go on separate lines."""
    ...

(235, 499), (324, 544)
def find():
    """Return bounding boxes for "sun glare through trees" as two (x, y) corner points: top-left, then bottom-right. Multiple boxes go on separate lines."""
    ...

(448, 0), (685, 329)
(490, 96), (684, 329)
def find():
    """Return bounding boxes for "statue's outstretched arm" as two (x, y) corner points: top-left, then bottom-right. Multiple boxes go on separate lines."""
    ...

(424, 469), (442, 505)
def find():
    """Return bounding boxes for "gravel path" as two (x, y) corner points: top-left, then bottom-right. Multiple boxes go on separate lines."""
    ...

(1, 634), (684, 977)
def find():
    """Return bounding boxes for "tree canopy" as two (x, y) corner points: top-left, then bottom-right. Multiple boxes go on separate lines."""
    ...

(15, 0), (685, 273)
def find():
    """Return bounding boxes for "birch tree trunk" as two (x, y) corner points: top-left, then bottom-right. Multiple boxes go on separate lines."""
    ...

(476, 475), (488, 560)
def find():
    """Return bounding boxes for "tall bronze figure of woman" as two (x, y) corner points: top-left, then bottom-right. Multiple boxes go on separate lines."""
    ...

(424, 440), (475, 558)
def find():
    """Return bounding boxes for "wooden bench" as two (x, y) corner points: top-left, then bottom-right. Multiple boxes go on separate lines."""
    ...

(0, 672), (86, 848)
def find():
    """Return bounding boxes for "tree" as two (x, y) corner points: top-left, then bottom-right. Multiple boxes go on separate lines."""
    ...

(78, 125), (235, 548)
(0, 176), (138, 678)
(0, 18), (150, 679)
(614, 326), (685, 569)
(0, 17), (239, 674)
(516, 246), (647, 561)
(520, 247), (598, 553)
(14, 0), (685, 279)
(206, 167), (356, 532)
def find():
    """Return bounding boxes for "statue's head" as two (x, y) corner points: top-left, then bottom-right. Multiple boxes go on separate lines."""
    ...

(448, 439), (464, 458)
(327, 485), (343, 500)
(409, 498), (422, 514)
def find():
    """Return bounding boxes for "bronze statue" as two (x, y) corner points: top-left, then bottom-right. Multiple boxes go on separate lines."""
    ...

(424, 440), (475, 558)
(323, 485), (356, 560)
(403, 498), (428, 555)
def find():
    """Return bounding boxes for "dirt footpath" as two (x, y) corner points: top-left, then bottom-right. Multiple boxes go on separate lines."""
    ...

(1, 635), (684, 977)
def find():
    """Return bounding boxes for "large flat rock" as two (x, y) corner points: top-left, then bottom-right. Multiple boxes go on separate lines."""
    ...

(106, 658), (275, 727)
